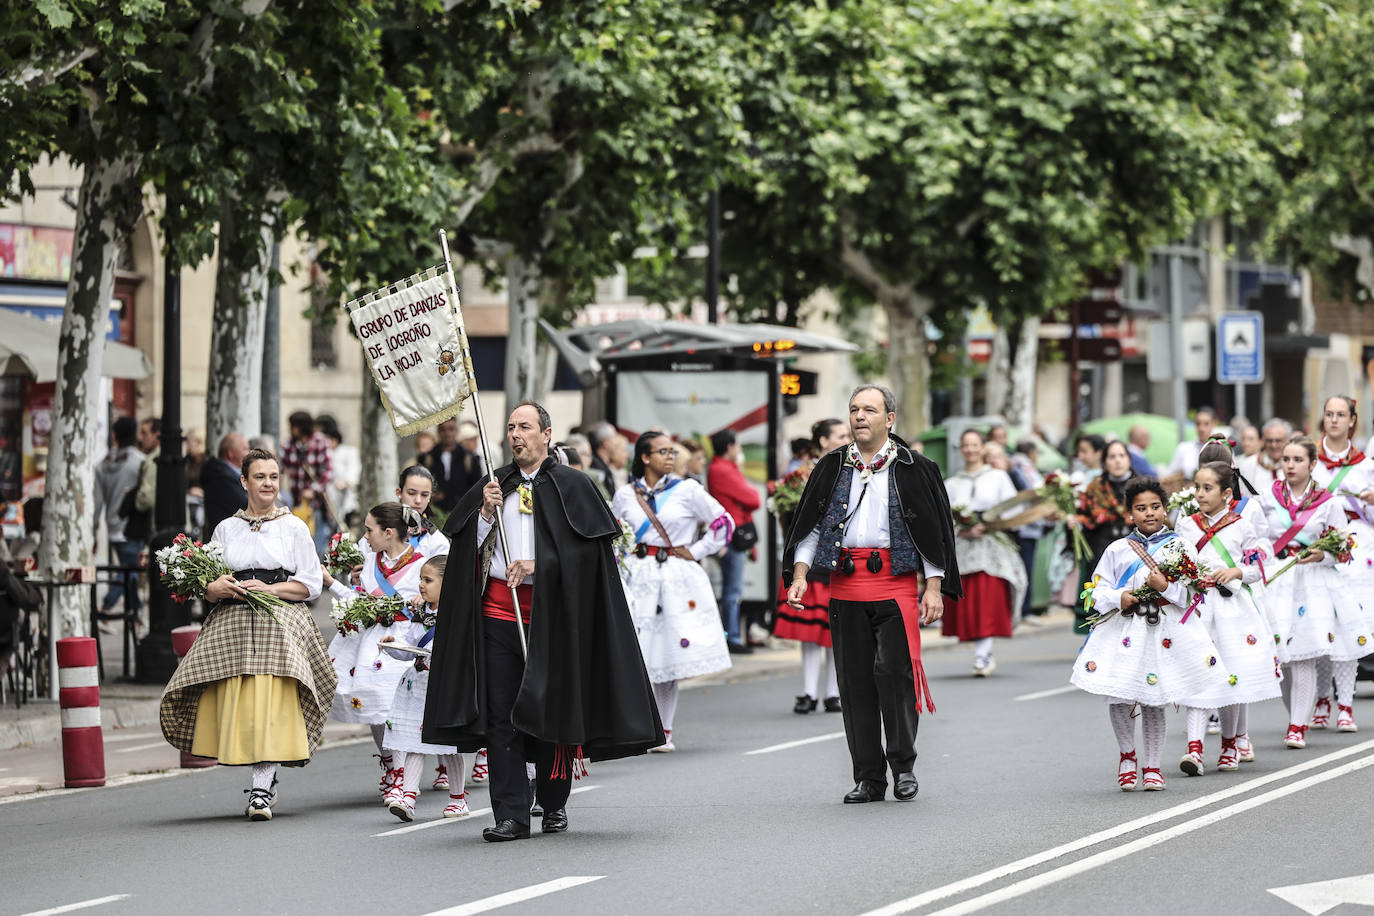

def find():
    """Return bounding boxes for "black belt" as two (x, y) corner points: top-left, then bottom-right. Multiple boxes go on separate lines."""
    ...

(232, 567), (291, 585)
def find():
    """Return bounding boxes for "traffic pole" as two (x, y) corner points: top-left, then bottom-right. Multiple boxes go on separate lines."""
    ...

(57, 637), (105, 788)
(171, 625), (216, 769)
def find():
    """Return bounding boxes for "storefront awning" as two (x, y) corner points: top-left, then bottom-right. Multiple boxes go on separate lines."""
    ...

(3, 309), (152, 383)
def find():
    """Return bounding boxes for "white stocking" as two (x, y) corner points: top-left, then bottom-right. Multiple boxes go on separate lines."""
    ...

(1316, 655), (1334, 699)
(801, 643), (823, 698)
(653, 679), (679, 732)
(440, 753), (465, 796)
(823, 647), (840, 700)
(401, 752), (424, 795)
(252, 762), (277, 790)
(1334, 659), (1358, 707)
(1236, 703), (1249, 738)
(1108, 703), (1136, 755)
(1219, 704), (1242, 741)
(1185, 707), (1210, 744)
(1286, 658), (1317, 725)
(1140, 705), (1167, 769)
(973, 636), (994, 663)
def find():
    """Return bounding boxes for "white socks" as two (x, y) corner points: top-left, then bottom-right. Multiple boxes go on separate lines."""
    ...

(1140, 705), (1166, 769)
(441, 754), (465, 796)
(652, 680), (679, 732)
(801, 644), (840, 700)
(1286, 659), (1317, 724)
(973, 637), (994, 664)
(1185, 707), (1210, 744)
(1219, 704), (1242, 741)
(1109, 703), (1136, 755)
(251, 762), (277, 790)
(1334, 659), (1358, 707)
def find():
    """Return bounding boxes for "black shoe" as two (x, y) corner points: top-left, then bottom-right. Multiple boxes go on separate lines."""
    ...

(541, 809), (568, 833)
(823, 697), (842, 713)
(481, 819), (530, 842)
(843, 781), (886, 804)
(893, 772), (919, 801)
(793, 695), (818, 714)
(727, 641), (754, 655)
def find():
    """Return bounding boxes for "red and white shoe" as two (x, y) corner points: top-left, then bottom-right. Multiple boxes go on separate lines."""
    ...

(1216, 737), (1240, 771)
(649, 728), (675, 753)
(1179, 739), (1205, 776)
(1236, 733), (1255, 763)
(443, 792), (470, 818)
(1312, 697), (1332, 729)
(1284, 723), (1308, 749)
(1117, 751), (1138, 792)
(432, 764), (450, 791)
(1337, 704), (1358, 732)
(388, 790), (417, 822)
(376, 754), (400, 797)
(1142, 767), (1166, 791)
(470, 750), (489, 785)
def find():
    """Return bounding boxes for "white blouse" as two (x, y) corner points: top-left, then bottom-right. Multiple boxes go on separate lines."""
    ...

(211, 514), (323, 600)
(611, 477), (731, 561)
(1259, 484), (1347, 566)
(944, 467), (1017, 513)
(330, 545), (429, 602)
(1312, 443), (1374, 526)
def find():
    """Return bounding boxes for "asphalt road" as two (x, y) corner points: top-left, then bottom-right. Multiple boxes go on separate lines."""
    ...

(3, 626), (1373, 916)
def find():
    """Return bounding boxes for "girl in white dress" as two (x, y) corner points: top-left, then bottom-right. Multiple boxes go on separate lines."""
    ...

(323, 502), (430, 796)
(1071, 478), (1230, 792)
(1308, 396), (1374, 731)
(1262, 435), (1373, 749)
(378, 555), (468, 821)
(1174, 463), (1283, 776)
(612, 432), (733, 752)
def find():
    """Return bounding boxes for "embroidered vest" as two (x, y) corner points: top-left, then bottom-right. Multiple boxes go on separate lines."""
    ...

(811, 461), (920, 576)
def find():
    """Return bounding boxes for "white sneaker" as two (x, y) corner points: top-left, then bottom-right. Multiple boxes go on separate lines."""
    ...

(1236, 733), (1256, 763)
(443, 793), (470, 818)
(649, 729), (675, 753)
(244, 787), (275, 821)
(1206, 713), (1221, 736)
(972, 657), (996, 677)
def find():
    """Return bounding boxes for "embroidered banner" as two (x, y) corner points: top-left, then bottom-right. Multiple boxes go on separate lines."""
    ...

(346, 266), (473, 436)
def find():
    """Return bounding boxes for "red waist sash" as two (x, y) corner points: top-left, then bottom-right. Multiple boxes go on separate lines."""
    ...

(483, 579), (533, 624)
(828, 549), (935, 714)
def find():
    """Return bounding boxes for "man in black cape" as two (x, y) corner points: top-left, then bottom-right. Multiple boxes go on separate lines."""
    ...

(784, 384), (961, 804)
(423, 401), (663, 842)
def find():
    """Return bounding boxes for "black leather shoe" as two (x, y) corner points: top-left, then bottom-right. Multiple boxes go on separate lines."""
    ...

(727, 641), (754, 655)
(843, 781), (886, 804)
(823, 696), (842, 713)
(541, 809), (568, 833)
(793, 694), (818, 714)
(481, 819), (530, 842)
(893, 772), (919, 801)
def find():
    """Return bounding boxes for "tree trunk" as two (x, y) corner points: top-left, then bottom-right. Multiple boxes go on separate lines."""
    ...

(503, 250), (542, 421)
(987, 316), (1040, 432)
(37, 155), (143, 638)
(206, 199), (276, 448)
(357, 361), (398, 518)
(882, 293), (933, 435)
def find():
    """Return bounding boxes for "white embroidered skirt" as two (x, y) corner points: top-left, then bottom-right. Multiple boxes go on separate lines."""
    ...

(621, 554), (732, 684)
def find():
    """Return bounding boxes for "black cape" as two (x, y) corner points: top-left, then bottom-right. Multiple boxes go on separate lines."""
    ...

(421, 456), (664, 760)
(781, 435), (963, 598)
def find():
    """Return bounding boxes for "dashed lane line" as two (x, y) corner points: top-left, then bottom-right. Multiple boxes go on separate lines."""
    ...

(19, 894), (131, 916)
(1012, 685), (1078, 702)
(421, 877), (604, 916)
(373, 785), (601, 837)
(744, 731), (846, 756)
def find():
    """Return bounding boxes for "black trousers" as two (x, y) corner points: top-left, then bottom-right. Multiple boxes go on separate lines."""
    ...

(828, 596), (919, 785)
(484, 617), (572, 827)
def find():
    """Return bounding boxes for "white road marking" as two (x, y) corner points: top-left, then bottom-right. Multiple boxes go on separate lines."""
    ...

(858, 737), (1374, 916)
(102, 731), (161, 744)
(373, 785), (601, 837)
(915, 753), (1374, 916)
(421, 876), (604, 916)
(113, 741), (171, 754)
(1012, 685), (1077, 702)
(1269, 873), (1374, 915)
(19, 894), (131, 916)
(744, 731), (846, 756)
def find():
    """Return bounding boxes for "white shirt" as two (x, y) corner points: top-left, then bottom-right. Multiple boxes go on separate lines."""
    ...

(944, 467), (1017, 514)
(1167, 439), (1205, 477)
(477, 469), (537, 583)
(794, 461), (945, 580)
(211, 514), (322, 600)
(1237, 453), (1282, 492)
(611, 477), (731, 560)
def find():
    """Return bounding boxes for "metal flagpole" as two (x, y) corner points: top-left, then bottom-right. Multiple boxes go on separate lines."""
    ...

(438, 229), (528, 658)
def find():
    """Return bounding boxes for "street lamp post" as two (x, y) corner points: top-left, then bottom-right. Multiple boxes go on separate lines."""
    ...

(136, 218), (190, 683)
(706, 189), (720, 325)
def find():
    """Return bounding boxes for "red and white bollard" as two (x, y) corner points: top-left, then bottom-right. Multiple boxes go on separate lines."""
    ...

(171, 625), (216, 769)
(57, 637), (105, 788)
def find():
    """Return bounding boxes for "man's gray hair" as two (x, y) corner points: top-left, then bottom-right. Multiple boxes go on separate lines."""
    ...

(1262, 417), (1293, 436)
(849, 384), (897, 416)
(587, 420), (617, 450)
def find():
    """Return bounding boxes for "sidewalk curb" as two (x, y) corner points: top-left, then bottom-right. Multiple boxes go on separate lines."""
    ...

(2, 696), (164, 750)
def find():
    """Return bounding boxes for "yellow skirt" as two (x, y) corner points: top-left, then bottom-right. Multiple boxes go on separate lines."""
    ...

(190, 675), (310, 765)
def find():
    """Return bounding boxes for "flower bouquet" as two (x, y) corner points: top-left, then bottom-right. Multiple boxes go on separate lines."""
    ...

(1080, 540), (1211, 629)
(1168, 487), (1199, 516)
(612, 518), (636, 568)
(950, 504), (982, 532)
(155, 533), (287, 622)
(328, 592), (409, 636)
(322, 530), (365, 579)
(1040, 472), (1091, 562)
(1264, 526), (1357, 585)
(766, 468), (808, 519)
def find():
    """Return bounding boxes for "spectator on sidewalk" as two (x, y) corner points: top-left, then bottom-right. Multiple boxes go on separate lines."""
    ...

(1165, 406), (1216, 481)
(411, 428), (437, 467)
(587, 421), (618, 496)
(418, 417), (478, 515)
(94, 417), (148, 624)
(318, 415), (361, 529)
(133, 416), (161, 519)
(707, 430), (761, 654)
(202, 433), (250, 536)
(1126, 425), (1157, 478)
(281, 411), (334, 552)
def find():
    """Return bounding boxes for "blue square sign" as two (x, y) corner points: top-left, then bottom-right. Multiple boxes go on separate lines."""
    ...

(1217, 312), (1264, 384)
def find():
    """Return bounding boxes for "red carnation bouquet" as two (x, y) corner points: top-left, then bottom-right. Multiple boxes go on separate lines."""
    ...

(766, 468), (808, 518)
(155, 533), (286, 622)
(322, 530), (365, 579)
(1265, 526), (1357, 584)
(1041, 472), (1091, 562)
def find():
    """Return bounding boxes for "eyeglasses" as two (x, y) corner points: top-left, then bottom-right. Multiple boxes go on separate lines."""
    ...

(650, 448), (675, 457)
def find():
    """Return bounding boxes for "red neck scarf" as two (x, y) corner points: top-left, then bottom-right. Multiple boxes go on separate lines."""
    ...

(377, 545), (420, 580)
(1190, 511), (1240, 553)
(1318, 437), (1366, 470)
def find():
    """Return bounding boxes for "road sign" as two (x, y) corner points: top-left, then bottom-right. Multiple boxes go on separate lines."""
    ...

(1146, 319), (1211, 382)
(1217, 311), (1264, 384)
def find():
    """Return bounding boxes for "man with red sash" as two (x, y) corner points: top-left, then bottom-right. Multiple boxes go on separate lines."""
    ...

(784, 385), (961, 804)
(422, 401), (663, 842)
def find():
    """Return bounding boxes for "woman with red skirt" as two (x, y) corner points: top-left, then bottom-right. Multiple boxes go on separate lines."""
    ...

(942, 429), (1027, 676)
